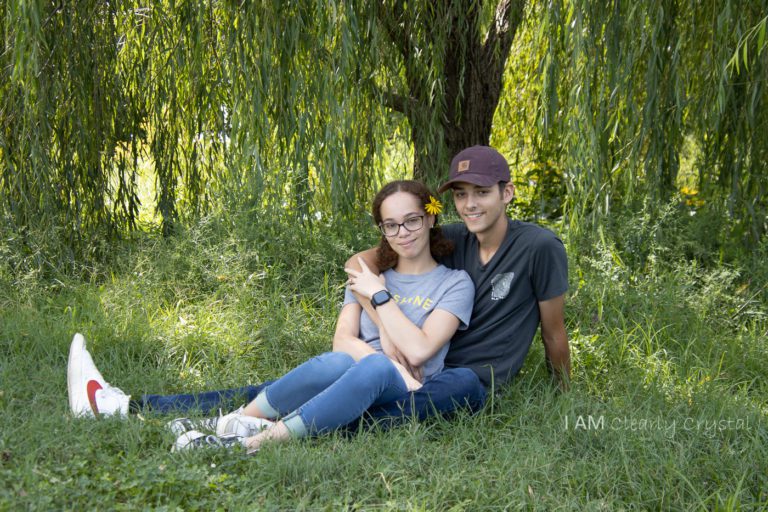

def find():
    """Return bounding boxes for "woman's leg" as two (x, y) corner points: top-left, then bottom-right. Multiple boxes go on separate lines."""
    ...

(243, 353), (407, 450)
(242, 352), (355, 419)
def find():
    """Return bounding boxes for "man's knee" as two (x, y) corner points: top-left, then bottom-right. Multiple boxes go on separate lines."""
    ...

(417, 367), (487, 412)
(364, 367), (486, 426)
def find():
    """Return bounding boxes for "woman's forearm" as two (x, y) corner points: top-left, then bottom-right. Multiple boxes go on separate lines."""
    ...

(345, 258), (459, 368)
(375, 303), (454, 367)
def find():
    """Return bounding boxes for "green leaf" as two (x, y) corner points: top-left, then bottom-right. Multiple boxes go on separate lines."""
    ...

(742, 39), (749, 71)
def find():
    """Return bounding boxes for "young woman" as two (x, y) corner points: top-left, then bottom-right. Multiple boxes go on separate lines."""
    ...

(175, 179), (475, 453)
(68, 180), (474, 452)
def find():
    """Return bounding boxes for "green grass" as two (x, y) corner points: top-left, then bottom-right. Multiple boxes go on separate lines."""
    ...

(0, 212), (766, 510)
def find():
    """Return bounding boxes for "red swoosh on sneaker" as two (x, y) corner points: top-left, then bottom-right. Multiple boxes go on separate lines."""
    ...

(87, 380), (103, 415)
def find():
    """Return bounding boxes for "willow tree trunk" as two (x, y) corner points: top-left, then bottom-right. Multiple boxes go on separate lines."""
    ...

(378, 0), (525, 185)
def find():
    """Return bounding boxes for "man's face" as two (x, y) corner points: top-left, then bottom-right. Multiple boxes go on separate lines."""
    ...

(450, 182), (514, 235)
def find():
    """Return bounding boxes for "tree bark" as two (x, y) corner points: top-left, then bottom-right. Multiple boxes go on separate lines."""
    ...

(377, 0), (525, 185)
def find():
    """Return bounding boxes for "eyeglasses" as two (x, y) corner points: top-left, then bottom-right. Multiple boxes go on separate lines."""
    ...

(378, 215), (425, 237)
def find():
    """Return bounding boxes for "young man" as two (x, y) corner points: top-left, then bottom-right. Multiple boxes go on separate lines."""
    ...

(350, 145), (570, 392)
(68, 145), (569, 427)
(434, 145), (570, 389)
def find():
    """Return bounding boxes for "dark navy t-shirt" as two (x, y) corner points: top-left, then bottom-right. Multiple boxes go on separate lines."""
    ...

(439, 220), (568, 388)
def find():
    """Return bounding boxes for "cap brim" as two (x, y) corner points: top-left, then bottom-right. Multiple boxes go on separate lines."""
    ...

(437, 173), (501, 194)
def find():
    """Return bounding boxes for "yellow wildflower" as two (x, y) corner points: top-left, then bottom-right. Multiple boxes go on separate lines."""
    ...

(425, 196), (443, 215)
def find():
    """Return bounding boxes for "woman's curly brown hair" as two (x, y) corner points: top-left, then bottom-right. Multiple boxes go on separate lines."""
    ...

(371, 180), (454, 270)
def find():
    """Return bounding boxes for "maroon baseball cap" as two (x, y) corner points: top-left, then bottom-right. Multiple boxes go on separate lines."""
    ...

(437, 145), (510, 193)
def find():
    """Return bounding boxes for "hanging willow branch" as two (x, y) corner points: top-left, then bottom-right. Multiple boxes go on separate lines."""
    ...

(537, 0), (768, 243)
(2, 0), (765, 270)
(0, 0), (392, 256)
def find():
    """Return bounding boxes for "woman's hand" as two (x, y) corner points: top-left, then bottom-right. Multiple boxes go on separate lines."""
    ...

(389, 359), (423, 391)
(380, 327), (423, 382)
(345, 257), (387, 300)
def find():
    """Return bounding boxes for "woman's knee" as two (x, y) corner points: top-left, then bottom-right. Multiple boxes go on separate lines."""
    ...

(318, 351), (355, 374)
(357, 353), (396, 377)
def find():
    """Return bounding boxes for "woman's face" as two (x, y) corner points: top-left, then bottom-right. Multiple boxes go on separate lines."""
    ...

(378, 191), (433, 261)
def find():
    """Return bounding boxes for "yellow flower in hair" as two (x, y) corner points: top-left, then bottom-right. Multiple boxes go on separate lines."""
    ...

(425, 196), (443, 215)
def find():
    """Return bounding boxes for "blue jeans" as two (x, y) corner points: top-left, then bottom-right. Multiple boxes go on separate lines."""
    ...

(137, 359), (486, 431)
(254, 352), (409, 436)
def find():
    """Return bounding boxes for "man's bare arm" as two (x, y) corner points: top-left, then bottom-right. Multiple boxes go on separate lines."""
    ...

(344, 248), (379, 275)
(538, 294), (571, 391)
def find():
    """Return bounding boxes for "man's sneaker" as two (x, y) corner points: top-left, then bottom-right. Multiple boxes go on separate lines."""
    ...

(166, 408), (273, 437)
(67, 333), (130, 417)
(172, 430), (245, 452)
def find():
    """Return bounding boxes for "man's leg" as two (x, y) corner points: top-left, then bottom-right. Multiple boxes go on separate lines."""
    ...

(69, 332), (267, 417)
(351, 367), (487, 430)
(137, 384), (268, 415)
(126, 353), (354, 416)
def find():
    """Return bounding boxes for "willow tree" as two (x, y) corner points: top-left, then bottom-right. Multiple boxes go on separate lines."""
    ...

(1, 1), (389, 249)
(369, 0), (525, 184)
(534, 0), (768, 243)
(3, 0), (766, 268)
(1, 0), (524, 254)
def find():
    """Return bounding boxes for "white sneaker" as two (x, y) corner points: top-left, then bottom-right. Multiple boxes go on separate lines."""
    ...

(67, 333), (130, 417)
(166, 408), (273, 437)
(172, 430), (245, 452)
(215, 409), (274, 438)
(166, 416), (219, 436)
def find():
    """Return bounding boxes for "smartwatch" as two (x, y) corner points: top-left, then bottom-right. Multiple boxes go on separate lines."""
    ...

(371, 289), (394, 309)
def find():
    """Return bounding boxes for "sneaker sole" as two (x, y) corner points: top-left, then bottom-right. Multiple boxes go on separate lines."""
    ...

(67, 334), (87, 416)
(172, 430), (207, 452)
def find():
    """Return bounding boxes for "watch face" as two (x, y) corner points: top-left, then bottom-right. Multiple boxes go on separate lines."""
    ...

(372, 290), (391, 307)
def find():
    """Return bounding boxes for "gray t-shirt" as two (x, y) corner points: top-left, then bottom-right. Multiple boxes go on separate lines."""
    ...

(440, 220), (569, 388)
(343, 265), (475, 380)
